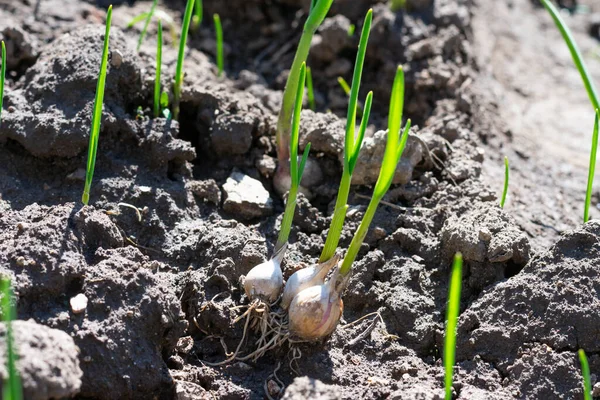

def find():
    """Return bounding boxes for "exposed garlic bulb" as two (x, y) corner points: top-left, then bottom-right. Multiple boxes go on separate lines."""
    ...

(280, 255), (339, 310)
(244, 243), (287, 303)
(288, 266), (349, 341)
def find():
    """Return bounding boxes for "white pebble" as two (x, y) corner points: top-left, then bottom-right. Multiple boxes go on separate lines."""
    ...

(70, 294), (88, 314)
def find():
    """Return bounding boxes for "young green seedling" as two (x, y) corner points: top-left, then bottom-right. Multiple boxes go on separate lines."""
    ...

(540, 0), (599, 111)
(173, 0), (195, 121)
(213, 14), (223, 77)
(154, 20), (163, 118)
(319, 9), (373, 264)
(192, 0), (203, 30)
(348, 23), (355, 36)
(444, 253), (463, 400)
(1, 41), (6, 125)
(244, 62), (311, 303)
(584, 110), (599, 222)
(306, 66), (316, 111)
(274, 0), (334, 193)
(500, 156), (509, 208)
(337, 76), (351, 96)
(82, 5), (112, 205)
(128, 9), (176, 47)
(1, 278), (23, 400)
(288, 66), (413, 340)
(136, 0), (158, 52)
(578, 349), (592, 400)
(160, 91), (171, 119)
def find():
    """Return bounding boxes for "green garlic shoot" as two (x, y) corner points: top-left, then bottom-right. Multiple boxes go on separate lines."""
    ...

(306, 66), (316, 111)
(82, 5), (112, 205)
(173, 0), (195, 121)
(276, 62), (312, 251)
(1, 277), (23, 400)
(338, 65), (411, 275)
(584, 110), (599, 222)
(320, 9), (373, 263)
(154, 20), (163, 118)
(213, 14), (223, 77)
(578, 349), (592, 400)
(500, 156), (509, 208)
(444, 253), (463, 400)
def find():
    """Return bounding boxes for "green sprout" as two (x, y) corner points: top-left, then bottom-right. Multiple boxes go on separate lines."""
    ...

(320, 9), (373, 263)
(1, 41), (6, 124)
(1, 278), (23, 400)
(82, 5), (112, 206)
(136, 0), (158, 52)
(192, 0), (203, 30)
(160, 91), (171, 119)
(275, 62), (311, 251)
(540, 0), (599, 111)
(578, 349), (592, 400)
(348, 23), (355, 36)
(584, 110), (599, 222)
(337, 76), (351, 96)
(338, 65), (412, 275)
(154, 20), (163, 118)
(213, 14), (223, 77)
(173, 0), (195, 121)
(306, 66), (316, 111)
(500, 156), (509, 208)
(275, 0), (334, 180)
(444, 253), (463, 400)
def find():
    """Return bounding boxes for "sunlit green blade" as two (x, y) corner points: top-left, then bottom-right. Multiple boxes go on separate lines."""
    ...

(173, 0), (195, 121)
(213, 14), (223, 76)
(444, 253), (463, 400)
(500, 156), (509, 208)
(584, 110), (599, 222)
(154, 21), (163, 118)
(137, 0), (158, 51)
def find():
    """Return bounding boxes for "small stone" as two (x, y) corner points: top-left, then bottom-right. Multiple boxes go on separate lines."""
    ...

(16, 222), (28, 233)
(175, 336), (194, 354)
(478, 227), (492, 242)
(66, 168), (86, 181)
(138, 186), (152, 194)
(70, 293), (88, 314)
(110, 49), (123, 69)
(15, 256), (26, 266)
(7, 106), (15, 113)
(255, 154), (277, 178)
(592, 382), (600, 397)
(223, 171), (273, 220)
(267, 379), (281, 397)
(372, 227), (387, 240)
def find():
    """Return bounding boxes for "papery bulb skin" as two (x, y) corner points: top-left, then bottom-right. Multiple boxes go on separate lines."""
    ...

(281, 255), (339, 310)
(288, 278), (343, 341)
(244, 244), (287, 303)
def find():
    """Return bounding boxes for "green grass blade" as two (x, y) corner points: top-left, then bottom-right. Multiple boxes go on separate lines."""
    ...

(173, 0), (195, 121)
(213, 14), (223, 77)
(298, 143), (311, 180)
(444, 253), (463, 400)
(540, 0), (600, 111)
(337, 76), (350, 96)
(275, 0), (333, 167)
(1, 41), (6, 125)
(1, 278), (23, 400)
(192, 0), (203, 30)
(154, 21), (163, 118)
(500, 156), (509, 208)
(347, 24), (355, 36)
(578, 349), (592, 400)
(127, 12), (149, 29)
(348, 91), (372, 173)
(306, 66), (316, 111)
(276, 63), (307, 249)
(310, 0), (318, 13)
(137, 0), (158, 52)
(344, 8), (372, 165)
(584, 110), (599, 222)
(82, 5), (112, 205)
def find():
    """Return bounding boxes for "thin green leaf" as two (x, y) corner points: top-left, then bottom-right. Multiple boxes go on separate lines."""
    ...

(500, 155), (509, 208)
(154, 20), (163, 118)
(584, 109), (599, 222)
(213, 14), (223, 77)
(347, 24), (355, 36)
(337, 76), (350, 96)
(160, 91), (169, 108)
(540, 0), (600, 111)
(192, 0), (203, 29)
(298, 142), (311, 180)
(310, 0), (318, 13)
(275, 0), (333, 167)
(348, 91), (373, 174)
(1, 278), (23, 400)
(306, 66), (316, 111)
(578, 349), (592, 400)
(173, 0), (195, 121)
(82, 5), (112, 205)
(444, 253), (463, 400)
(137, 0), (158, 52)
(126, 12), (149, 29)
(290, 63), (307, 187)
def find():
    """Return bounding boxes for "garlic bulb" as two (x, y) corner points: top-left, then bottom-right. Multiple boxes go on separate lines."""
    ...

(280, 255), (339, 310)
(244, 243), (287, 303)
(288, 267), (349, 341)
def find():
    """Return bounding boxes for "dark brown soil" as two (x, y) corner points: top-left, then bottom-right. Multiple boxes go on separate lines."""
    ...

(0, 0), (599, 399)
